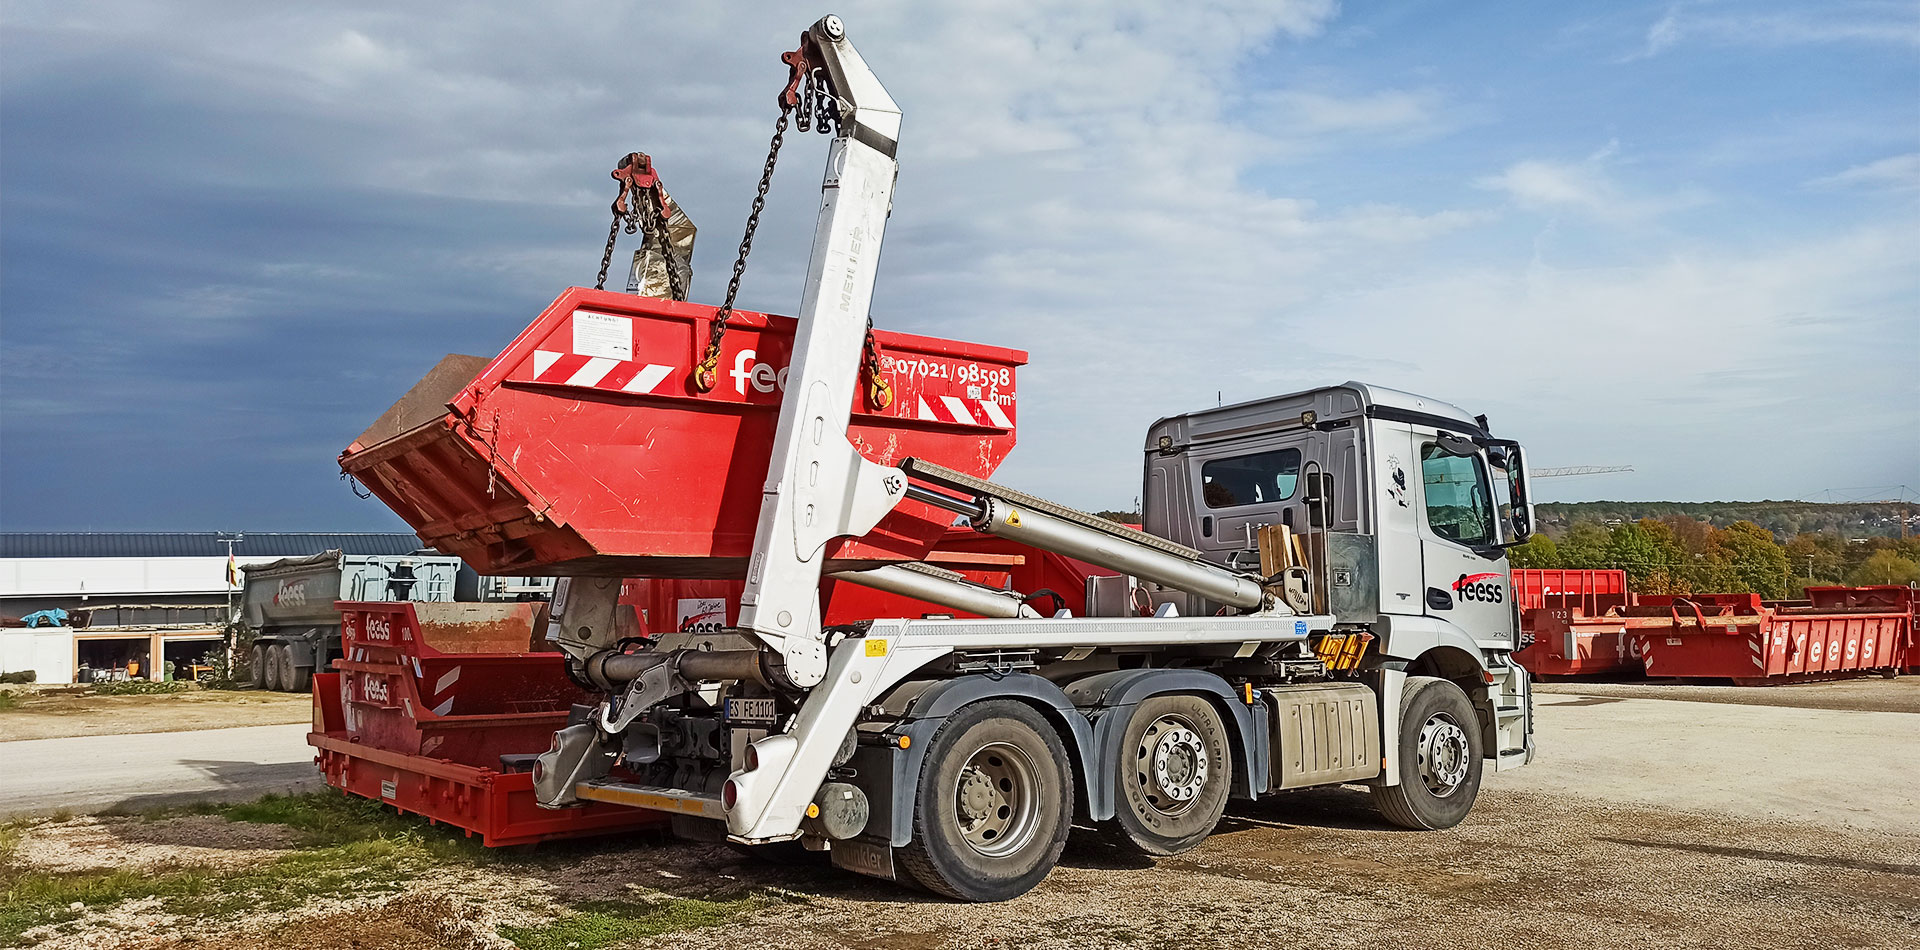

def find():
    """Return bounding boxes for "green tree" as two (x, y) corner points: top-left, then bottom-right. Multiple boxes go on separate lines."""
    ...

(1703, 521), (1789, 599)
(1508, 533), (1560, 569)
(1559, 522), (1610, 569)
(1784, 533), (1845, 584)
(1847, 550), (1920, 586)
(1604, 519), (1688, 593)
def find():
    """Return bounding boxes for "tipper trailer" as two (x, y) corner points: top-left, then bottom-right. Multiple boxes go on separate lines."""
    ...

(240, 549), (461, 692)
(340, 15), (1537, 901)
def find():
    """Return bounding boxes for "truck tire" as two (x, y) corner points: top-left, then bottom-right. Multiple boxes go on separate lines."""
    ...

(896, 700), (1074, 902)
(286, 655), (313, 693)
(250, 646), (270, 689)
(1102, 695), (1231, 856)
(1371, 676), (1482, 830)
(268, 644), (292, 692)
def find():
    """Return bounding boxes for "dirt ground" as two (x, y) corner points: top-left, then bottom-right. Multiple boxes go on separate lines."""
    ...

(0, 687), (310, 741)
(1535, 675), (1920, 713)
(5, 680), (1917, 950)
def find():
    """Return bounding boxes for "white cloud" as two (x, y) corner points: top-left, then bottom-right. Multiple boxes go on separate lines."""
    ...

(1476, 141), (1706, 220)
(1, 0), (1912, 514)
(1621, 1), (1920, 60)
(1808, 152), (1920, 192)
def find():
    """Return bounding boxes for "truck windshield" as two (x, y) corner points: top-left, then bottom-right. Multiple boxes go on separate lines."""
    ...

(1420, 444), (1493, 546)
(1201, 448), (1300, 508)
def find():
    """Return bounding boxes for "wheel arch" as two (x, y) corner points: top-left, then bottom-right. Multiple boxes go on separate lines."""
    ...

(1404, 646), (1495, 756)
(1061, 669), (1268, 823)
(882, 673), (1096, 848)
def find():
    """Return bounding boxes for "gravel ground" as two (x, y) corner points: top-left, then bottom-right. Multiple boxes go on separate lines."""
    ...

(1534, 676), (1920, 713)
(8, 683), (1917, 949)
(0, 688), (310, 742)
(42, 786), (1913, 950)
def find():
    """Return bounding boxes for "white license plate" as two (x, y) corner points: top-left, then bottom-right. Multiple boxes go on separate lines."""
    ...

(724, 697), (777, 724)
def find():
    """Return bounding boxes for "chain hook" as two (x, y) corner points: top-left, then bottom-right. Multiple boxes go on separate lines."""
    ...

(861, 316), (893, 410)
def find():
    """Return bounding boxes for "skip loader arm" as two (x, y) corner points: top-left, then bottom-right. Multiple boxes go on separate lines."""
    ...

(733, 14), (907, 689)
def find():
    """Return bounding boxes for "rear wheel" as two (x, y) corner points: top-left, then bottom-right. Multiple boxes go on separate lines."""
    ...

(1103, 695), (1231, 856)
(249, 645), (270, 689)
(1371, 676), (1482, 830)
(896, 701), (1073, 902)
(268, 644), (292, 692)
(286, 652), (313, 693)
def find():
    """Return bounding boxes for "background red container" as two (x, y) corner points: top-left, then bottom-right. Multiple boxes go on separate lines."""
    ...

(309, 600), (663, 846)
(1512, 569), (1640, 677)
(340, 288), (1027, 578)
(1633, 590), (1912, 684)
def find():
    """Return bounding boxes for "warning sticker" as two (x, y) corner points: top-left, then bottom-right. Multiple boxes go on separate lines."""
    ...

(572, 311), (633, 361)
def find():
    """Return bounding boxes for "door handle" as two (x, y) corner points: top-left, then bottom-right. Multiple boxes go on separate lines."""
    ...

(1426, 587), (1453, 610)
(1201, 515), (1213, 538)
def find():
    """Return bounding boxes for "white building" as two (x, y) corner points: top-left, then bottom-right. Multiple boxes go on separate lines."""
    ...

(0, 532), (424, 684)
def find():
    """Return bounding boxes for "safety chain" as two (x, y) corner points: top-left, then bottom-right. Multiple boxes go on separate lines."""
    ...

(693, 105), (792, 391)
(861, 316), (892, 409)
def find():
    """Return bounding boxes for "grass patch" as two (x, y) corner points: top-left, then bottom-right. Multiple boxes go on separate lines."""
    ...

(0, 792), (488, 946)
(498, 895), (776, 950)
(90, 681), (192, 696)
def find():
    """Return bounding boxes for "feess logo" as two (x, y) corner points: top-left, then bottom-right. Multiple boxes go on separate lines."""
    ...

(360, 674), (390, 704)
(273, 579), (308, 607)
(1452, 572), (1506, 604)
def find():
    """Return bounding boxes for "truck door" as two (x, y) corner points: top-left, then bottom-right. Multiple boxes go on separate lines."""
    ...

(1413, 440), (1515, 647)
(1188, 438), (1314, 567)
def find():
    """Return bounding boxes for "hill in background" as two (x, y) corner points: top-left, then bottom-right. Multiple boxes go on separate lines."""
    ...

(1536, 501), (1916, 541)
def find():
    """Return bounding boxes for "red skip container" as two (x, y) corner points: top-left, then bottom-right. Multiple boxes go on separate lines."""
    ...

(309, 600), (664, 846)
(340, 288), (1027, 578)
(1633, 588), (1914, 685)
(1512, 569), (1641, 677)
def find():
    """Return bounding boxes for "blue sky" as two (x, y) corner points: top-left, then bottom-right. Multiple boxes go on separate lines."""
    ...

(2, 0), (1915, 532)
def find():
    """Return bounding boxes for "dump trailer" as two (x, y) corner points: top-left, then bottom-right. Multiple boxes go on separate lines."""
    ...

(341, 15), (1536, 901)
(239, 550), (460, 691)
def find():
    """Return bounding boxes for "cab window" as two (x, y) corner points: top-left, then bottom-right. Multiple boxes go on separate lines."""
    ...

(1201, 448), (1300, 509)
(1420, 444), (1493, 546)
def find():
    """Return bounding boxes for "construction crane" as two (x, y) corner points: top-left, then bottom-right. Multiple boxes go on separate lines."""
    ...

(1533, 465), (1633, 478)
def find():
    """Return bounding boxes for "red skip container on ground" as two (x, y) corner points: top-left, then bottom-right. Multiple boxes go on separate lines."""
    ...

(1512, 569), (1642, 677)
(308, 600), (664, 846)
(339, 288), (1026, 578)
(1633, 588), (1914, 685)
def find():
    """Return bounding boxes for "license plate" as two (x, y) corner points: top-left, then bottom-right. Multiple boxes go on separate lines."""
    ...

(724, 697), (777, 724)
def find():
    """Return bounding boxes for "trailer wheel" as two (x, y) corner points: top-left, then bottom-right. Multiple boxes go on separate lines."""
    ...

(1371, 676), (1482, 830)
(897, 700), (1073, 902)
(1103, 695), (1231, 856)
(267, 644), (292, 692)
(250, 646), (270, 689)
(286, 656), (313, 693)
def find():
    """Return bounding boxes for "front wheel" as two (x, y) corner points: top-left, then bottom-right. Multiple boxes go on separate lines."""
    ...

(1370, 676), (1483, 830)
(896, 700), (1074, 902)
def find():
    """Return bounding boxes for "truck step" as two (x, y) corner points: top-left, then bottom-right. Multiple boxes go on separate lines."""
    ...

(575, 781), (726, 820)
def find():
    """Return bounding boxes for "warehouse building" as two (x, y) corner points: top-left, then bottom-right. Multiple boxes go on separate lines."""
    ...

(0, 532), (424, 684)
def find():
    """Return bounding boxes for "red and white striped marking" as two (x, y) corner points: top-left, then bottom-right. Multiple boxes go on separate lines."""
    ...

(915, 394), (1014, 429)
(531, 349), (676, 395)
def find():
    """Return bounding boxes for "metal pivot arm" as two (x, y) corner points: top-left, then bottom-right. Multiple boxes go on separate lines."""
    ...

(736, 15), (906, 687)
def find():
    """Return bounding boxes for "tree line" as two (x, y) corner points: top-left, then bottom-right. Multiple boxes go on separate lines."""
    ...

(1510, 517), (1920, 599)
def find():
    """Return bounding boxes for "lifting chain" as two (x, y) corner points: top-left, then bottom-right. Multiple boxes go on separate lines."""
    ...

(691, 39), (867, 395)
(692, 106), (790, 391)
(596, 153), (684, 302)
